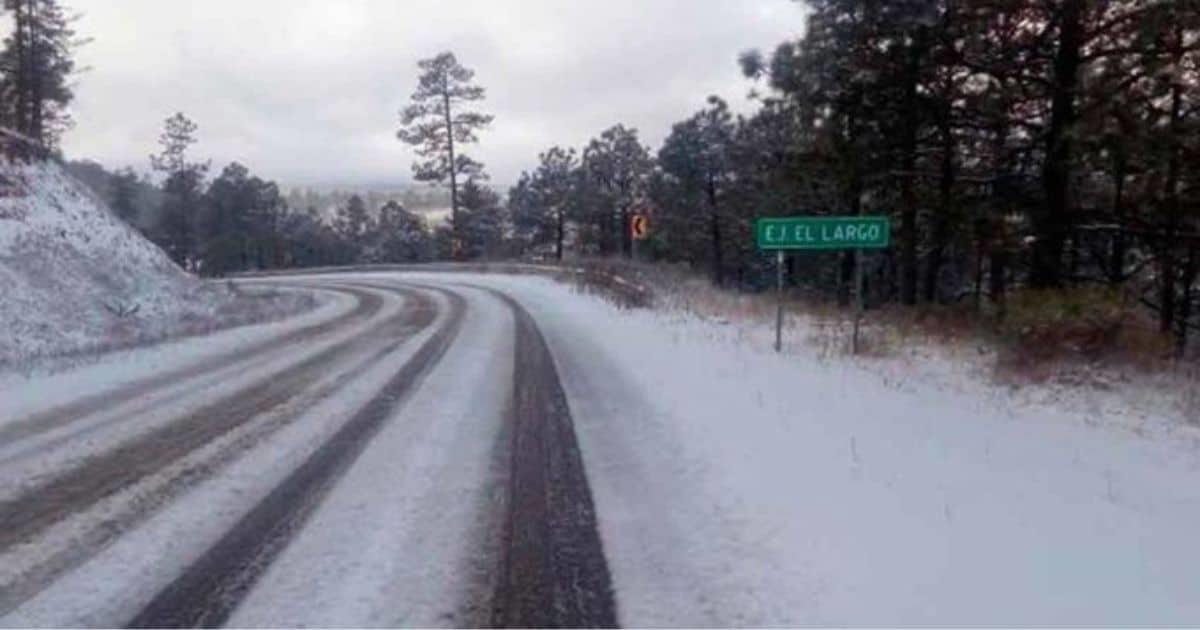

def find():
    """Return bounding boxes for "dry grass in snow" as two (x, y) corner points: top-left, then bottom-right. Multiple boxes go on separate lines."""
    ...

(568, 258), (1200, 431)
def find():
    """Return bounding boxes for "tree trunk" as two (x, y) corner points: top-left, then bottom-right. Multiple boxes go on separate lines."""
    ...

(1177, 245), (1197, 357)
(837, 251), (854, 308)
(707, 177), (724, 287)
(28, 14), (44, 148)
(620, 205), (632, 258)
(554, 206), (564, 261)
(600, 208), (615, 256)
(1109, 156), (1127, 283)
(1160, 37), (1184, 334)
(973, 238), (984, 312)
(898, 34), (923, 306)
(10, 0), (31, 158)
(1066, 230), (1081, 280)
(1032, 0), (1084, 288)
(922, 221), (948, 303)
(441, 84), (458, 256)
(838, 106), (862, 307)
(838, 181), (861, 307)
(989, 247), (1008, 318)
(922, 116), (954, 303)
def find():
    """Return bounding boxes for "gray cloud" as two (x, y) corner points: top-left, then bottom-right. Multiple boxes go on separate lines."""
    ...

(62, 0), (806, 190)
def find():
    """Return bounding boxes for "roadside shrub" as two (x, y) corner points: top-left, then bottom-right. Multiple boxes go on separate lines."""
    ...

(995, 286), (1172, 380)
(872, 301), (981, 347)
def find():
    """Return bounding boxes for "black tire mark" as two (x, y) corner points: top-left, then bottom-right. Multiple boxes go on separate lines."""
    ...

(469, 286), (618, 629)
(0, 285), (384, 446)
(0, 288), (387, 471)
(127, 287), (467, 628)
(0, 287), (428, 553)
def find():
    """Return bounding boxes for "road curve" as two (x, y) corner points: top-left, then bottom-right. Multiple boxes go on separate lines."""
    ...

(0, 282), (429, 614)
(128, 286), (466, 627)
(0, 273), (618, 628)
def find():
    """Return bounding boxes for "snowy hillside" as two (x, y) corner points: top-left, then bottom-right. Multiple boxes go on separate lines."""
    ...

(0, 159), (304, 368)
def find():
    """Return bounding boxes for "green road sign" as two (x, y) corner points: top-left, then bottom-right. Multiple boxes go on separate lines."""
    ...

(756, 216), (890, 250)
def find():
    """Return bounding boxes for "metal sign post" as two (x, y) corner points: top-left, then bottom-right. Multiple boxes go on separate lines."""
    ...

(853, 247), (864, 354)
(775, 250), (784, 353)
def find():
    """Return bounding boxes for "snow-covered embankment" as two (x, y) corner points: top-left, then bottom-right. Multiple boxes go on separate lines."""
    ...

(0, 160), (308, 369)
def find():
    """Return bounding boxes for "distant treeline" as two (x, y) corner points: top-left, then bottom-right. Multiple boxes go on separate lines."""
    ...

(6, 0), (1199, 353)
(66, 157), (472, 275)
(66, 152), (478, 275)
(507, 1), (1200, 354)
(0, 1), (506, 277)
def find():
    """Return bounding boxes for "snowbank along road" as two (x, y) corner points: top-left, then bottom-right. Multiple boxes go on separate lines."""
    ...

(4, 270), (1200, 627)
(0, 273), (614, 627)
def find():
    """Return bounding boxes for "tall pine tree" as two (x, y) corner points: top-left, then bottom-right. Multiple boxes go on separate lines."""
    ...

(396, 51), (493, 248)
(0, 0), (81, 155)
(150, 112), (208, 269)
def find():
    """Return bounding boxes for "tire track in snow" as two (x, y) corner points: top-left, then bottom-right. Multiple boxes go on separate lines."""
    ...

(0, 284), (428, 554)
(0, 284), (439, 616)
(0, 284), (384, 447)
(127, 285), (467, 628)
(473, 286), (618, 629)
(0, 286), (382, 473)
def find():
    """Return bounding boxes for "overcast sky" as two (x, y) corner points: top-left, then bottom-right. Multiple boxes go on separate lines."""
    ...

(61, 1), (806, 190)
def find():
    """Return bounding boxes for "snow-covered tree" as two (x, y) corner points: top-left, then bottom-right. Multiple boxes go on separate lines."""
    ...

(396, 51), (493, 239)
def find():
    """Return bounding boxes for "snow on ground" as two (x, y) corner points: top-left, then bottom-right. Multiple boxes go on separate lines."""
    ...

(0, 284), (352, 428)
(0, 286), (400, 503)
(2, 288), (451, 627)
(424, 272), (1200, 626)
(5, 268), (1199, 625)
(0, 159), (310, 370)
(229, 284), (513, 627)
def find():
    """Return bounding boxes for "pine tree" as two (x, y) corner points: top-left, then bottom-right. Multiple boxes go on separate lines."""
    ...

(376, 200), (430, 262)
(581, 125), (652, 257)
(457, 178), (505, 260)
(507, 173), (544, 256)
(659, 97), (736, 286)
(509, 146), (577, 260)
(0, 0), (81, 154)
(201, 162), (287, 274)
(396, 51), (493, 246)
(107, 167), (140, 224)
(333, 194), (372, 262)
(150, 113), (208, 269)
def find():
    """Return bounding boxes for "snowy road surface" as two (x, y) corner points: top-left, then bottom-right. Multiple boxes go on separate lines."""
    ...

(2, 271), (1200, 627)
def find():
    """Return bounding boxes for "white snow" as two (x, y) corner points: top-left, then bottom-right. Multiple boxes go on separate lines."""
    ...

(0, 285), (403, 504)
(228, 284), (514, 627)
(4, 268), (1199, 626)
(0, 159), (307, 369)
(2, 286), (450, 627)
(0, 283), (352, 427)
(407, 272), (1200, 627)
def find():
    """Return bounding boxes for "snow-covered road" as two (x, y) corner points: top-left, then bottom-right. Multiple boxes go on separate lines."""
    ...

(2, 270), (1200, 627)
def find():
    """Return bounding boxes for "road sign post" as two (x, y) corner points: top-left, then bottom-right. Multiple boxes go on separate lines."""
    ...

(755, 216), (890, 354)
(854, 247), (865, 354)
(630, 214), (649, 262)
(775, 250), (784, 353)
